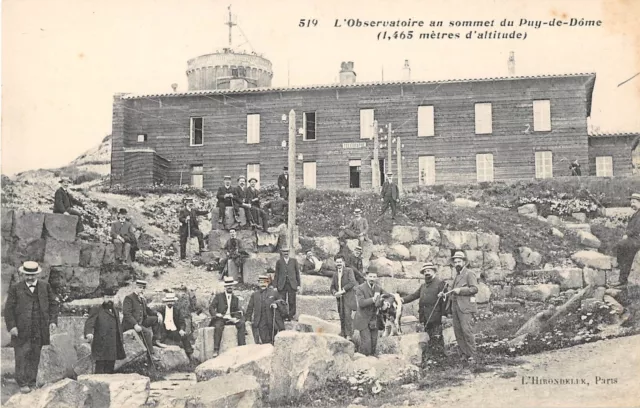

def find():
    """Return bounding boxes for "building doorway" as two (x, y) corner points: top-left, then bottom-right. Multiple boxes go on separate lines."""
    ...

(349, 159), (361, 188)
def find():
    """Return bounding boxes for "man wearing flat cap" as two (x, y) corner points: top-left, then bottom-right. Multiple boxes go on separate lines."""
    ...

(400, 262), (449, 366)
(277, 166), (289, 201)
(157, 293), (194, 360)
(53, 177), (84, 234)
(380, 172), (400, 220)
(247, 177), (269, 230)
(4, 261), (59, 394)
(209, 276), (246, 357)
(614, 193), (640, 286)
(216, 175), (238, 228)
(245, 275), (288, 344)
(274, 247), (301, 321)
(110, 208), (137, 265)
(84, 288), (125, 374)
(233, 176), (257, 228)
(339, 208), (370, 245)
(122, 280), (165, 353)
(178, 197), (209, 259)
(445, 251), (478, 361)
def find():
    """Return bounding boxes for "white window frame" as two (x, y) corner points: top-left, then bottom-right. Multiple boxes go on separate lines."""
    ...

(191, 164), (204, 188)
(137, 134), (147, 143)
(535, 151), (553, 179)
(533, 100), (551, 132)
(418, 106), (435, 137)
(476, 153), (494, 182)
(190, 117), (204, 146)
(303, 112), (317, 141)
(246, 163), (260, 189)
(475, 103), (492, 135)
(247, 114), (260, 144)
(418, 155), (436, 185)
(360, 109), (374, 140)
(595, 156), (613, 177)
(303, 161), (317, 189)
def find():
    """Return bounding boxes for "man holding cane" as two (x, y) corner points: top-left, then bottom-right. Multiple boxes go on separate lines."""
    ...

(354, 272), (387, 356)
(209, 276), (246, 357)
(330, 255), (357, 341)
(446, 251), (478, 362)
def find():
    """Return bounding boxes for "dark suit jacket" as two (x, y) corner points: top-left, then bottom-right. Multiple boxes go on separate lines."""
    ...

(245, 288), (288, 329)
(233, 186), (250, 207)
(246, 187), (261, 207)
(626, 210), (640, 241)
(330, 267), (357, 311)
(277, 174), (289, 192)
(110, 220), (136, 244)
(209, 292), (243, 317)
(449, 268), (479, 314)
(178, 207), (208, 233)
(122, 293), (155, 331)
(274, 257), (301, 291)
(53, 187), (77, 214)
(381, 181), (399, 200)
(402, 278), (448, 325)
(216, 186), (235, 207)
(84, 304), (126, 360)
(4, 280), (59, 346)
(353, 282), (387, 331)
(158, 305), (186, 332)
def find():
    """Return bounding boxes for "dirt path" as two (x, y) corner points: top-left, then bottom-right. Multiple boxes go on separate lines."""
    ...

(407, 335), (640, 408)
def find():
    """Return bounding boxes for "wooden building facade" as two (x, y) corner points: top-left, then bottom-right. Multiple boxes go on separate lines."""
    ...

(588, 133), (640, 177)
(111, 73), (599, 190)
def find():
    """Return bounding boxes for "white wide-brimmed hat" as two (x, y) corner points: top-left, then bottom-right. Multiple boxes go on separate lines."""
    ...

(19, 261), (42, 275)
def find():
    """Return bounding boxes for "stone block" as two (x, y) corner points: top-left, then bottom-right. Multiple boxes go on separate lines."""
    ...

(466, 250), (484, 269)
(195, 344), (273, 392)
(518, 247), (542, 267)
(517, 204), (537, 217)
(114, 330), (147, 371)
(378, 277), (422, 296)
(387, 244), (411, 260)
(300, 274), (332, 295)
(546, 215), (563, 226)
(219, 324), (255, 354)
(13, 212), (45, 242)
(43, 213), (78, 242)
(420, 227), (441, 246)
(368, 257), (403, 277)
(78, 373), (150, 408)
(483, 252), (501, 270)
(512, 284), (560, 302)
(1, 235), (11, 260)
(79, 243), (106, 267)
(371, 244), (387, 258)
(409, 245), (438, 262)
(243, 253), (281, 285)
(154, 345), (190, 371)
(572, 212), (587, 222)
(440, 230), (478, 250)
(583, 267), (606, 287)
(296, 315), (341, 335)
(68, 267), (101, 297)
(9, 238), (47, 265)
(483, 269), (512, 283)
(437, 265), (453, 280)
(237, 230), (258, 252)
(549, 268), (584, 290)
(564, 223), (591, 233)
(208, 229), (230, 251)
(57, 316), (87, 347)
(297, 295), (339, 321)
(1, 208), (14, 238)
(571, 251), (612, 270)
(168, 373), (261, 408)
(629, 251), (640, 286)
(74, 342), (93, 376)
(36, 333), (78, 386)
(314, 236), (340, 256)
(391, 226), (420, 244)
(476, 282), (492, 303)
(490, 284), (512, 300)
(400, 261), (425, 279)
(477, 233), (500, 252)
(552, 228), (565, 238)
(44, 238), (81, 266)
(453, 198), (479, 208)
(2, 347), (15, 376)
(102, 244), (116, 264)
(193, 327), (216, 364)
(577, 230), (601, 249)
(349, 354), (420, 386)
(4, 379), (91, 408)
(256, 231), (279, 252)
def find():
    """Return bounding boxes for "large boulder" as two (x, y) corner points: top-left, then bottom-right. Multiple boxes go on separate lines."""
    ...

(2, 347), (15, 376)
(300, 274), (332, 295)
(243, 253), (281, 285)
(114, 330), (147, 371)
(79, 243), (106, 267)
(297, 295), (339, 320)
(453, 198), (479, 208)
(44, 239), (81, 266)
(629, 252), (640, 286)
(166, 373), (262, 408)
(420, 227), (441, 246)
(36, 332), (78, 387)
(466, 250), (484, 269)
(57, 316), (87, 347)
(78, 373), (150, 408)
(477, 233), (500, 252)
(269, 331), (354, 403)
(499, 253), (516, 271)
(218, 324), (255, 354)
(154, 345), (190, 371)
(440, 230), (478, 250)
(349, 354), (420, 386)
(4, 379), (91, 408)
(399, 261), (426, 279)
(43, 214), (78, 242)
(391, 226), (420, 244)
(74, 342), (93, 376)
(237, 230), (258, 252)
(571, 251), (612, 270)
(368, 257), (403, 278)
(13, 212), (45, 242)
(314, 236), (340, 256)
(376, 333), (423, 366)
(409, 245), (438, 262)
(192, 327), (215, 363)
(195, 344), (273, 392)
(512, 284), (560, 302)
(549, 268), (584, 290)
(296, 314), (341, 335)
(518, 247), (542, 267)
(483, 252), (501, 270)
(386, 244), (411, 261)
(577, 231), (601, 249)
(583, 267), (606, 287)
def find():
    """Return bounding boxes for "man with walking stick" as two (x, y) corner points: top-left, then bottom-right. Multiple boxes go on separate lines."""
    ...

(122, 280), (166, 356)
(399, 262), (448, 368)
(330, 255), (357, 341)
(178, 198), (209, 260)
(446, 251), (478, 363)
(245, 275), (288, 344)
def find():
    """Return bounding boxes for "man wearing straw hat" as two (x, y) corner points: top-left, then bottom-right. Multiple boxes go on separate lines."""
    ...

(613, 193), (640, 287)
(245, 275), (288, 344)
(157, 293), (194, 360)
(122, 280), (165, 354)
(209, 276), (247, 357)
(445, 251), (478, 362)
(84, 288), (125, 374)
(400, 262), (449, 367)
(4, 261), (59, 393)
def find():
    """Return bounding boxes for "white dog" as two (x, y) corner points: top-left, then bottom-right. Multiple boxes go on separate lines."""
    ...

(379, 293), (403, 337)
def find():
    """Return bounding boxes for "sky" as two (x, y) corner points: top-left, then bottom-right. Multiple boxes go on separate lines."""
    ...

(2, 0), (639, 176)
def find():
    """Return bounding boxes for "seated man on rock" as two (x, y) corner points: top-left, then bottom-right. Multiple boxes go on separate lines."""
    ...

(53, 176), (85, 234)
(157, 293), (194, 361)
(245, 275), (288, 344)
(122, 280), (166, 354)
(263, 191), (289, 225)
(220, 228), (249, 281)
(110, 208), (137, 265)
(209, 277), (246, 357)
(339, 208), (370, 244)
(302, 250), (335, 278)
(613, 193), (640, 287)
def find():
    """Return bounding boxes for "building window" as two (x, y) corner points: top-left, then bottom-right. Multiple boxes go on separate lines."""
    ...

(475, 103), (492, 135)
(247, 163), (260, 188)
(137, 134), (147, 143)
(535, 151), (553, 179)
(418, 106), (435, 137)
(231, 68), (239, 77)
(247, 114), (260, 144)
(476, 153), (494, 182)
(191, 165), (204, 188)
(595, 156), (613, 177)
(303, 161), (317, 189)
(360, 109), (374, 139)
(533, 100), (551, 132)
(349, 159), (361, 188)
(190, 117), (203, 146)
(418, 156), (436, 185)
(303, 112), (316, 141)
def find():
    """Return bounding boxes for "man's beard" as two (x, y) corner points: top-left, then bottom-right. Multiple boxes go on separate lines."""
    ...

(103, 300), (114, 309)
(455, 265), (464, 273)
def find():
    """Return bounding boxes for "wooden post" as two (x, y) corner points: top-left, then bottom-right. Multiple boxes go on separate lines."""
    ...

(387, 123), (393, 176)
(287, 109), (297, 254)
(372, 120), (380, 191)
(396, 136), (403, 195)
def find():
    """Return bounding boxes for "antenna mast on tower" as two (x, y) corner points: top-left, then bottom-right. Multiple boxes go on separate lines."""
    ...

(225, 5), (237, 51)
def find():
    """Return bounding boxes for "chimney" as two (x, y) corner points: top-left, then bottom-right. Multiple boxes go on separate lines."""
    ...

(508, 52), (515, 76)
(171, 83), (178, 92)
(402, 60), (411, 81)
(339, 61), (356, 84)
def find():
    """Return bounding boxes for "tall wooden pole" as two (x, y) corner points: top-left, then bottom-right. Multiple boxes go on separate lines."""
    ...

(372, 120), (380, 191)
(387, 123), (393, 176)
(396, 136), (403, 195)
(287, 109), (297, 253)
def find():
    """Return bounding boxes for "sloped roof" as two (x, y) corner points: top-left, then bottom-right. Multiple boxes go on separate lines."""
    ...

(588, 132), (640, 138)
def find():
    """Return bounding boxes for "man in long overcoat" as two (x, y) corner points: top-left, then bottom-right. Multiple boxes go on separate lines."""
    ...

(330, 255), (358, 340)
(274, 247), (301, 321)
(53, 177), (84, 233)
(157, 293), (194, 359)
(354, 271), (387, 356)
(447, 251), (479, 361)
(122, 280), (165, 354)
(178, 197), (209, 259)
(614, 193), (640, 286)
(84, 290), (125, 374)
(209, 277), (246, 357)
(245, 275), (288, 344)
(4, 261), (59, 393)
(380, 172), (400, 220)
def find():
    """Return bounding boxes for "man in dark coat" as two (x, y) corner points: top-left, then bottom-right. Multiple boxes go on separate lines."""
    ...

(233, 176), (256, 227)
(122, 280), (165, 354)
(380, 172), (400, 220)
(330, 255), (358, 340)
(570, 158), (582, 176)
(110, 208), (137, 265)
(302, 250), (335, 278)
(220, 228), (249, 281)
(277, 166), (289, 200)
(264, 191), (289, 224)
(4, 261), (59, 393)
(53, 177), (84, 233)
(157, 293), (194, 360)
(84, 290), (125, 374)
(245, 275), (288, 344)
(614, 193), (640, 286)
(345, 245), (366, 284)
(247, 178), (269, 230)
(354, 271), (387, 356)
(401, 262), (449, 366)
(216, 175), (238, 227)
(209, 277), (246, 357)
(448, 251), (479, 361)
(178, 197), (209, 259)
(339, 208), (370, 244)
(274, 247), (301, 321)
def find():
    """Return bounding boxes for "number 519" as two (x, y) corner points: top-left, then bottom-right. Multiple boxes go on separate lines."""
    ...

(299, 19), (318, 27)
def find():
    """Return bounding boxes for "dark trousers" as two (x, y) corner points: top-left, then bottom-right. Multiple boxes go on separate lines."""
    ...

(179, 228), (204, 259)
(218, 202), (238, 223)
(66, 208), (85, 233)
(281, 188), (289, 201)
(160, 328), (193, 355)
(252, 321), (278, 345)
(138, 316), (161, 353)
(381, 198), (397, 218)
(251, 207), (269, 230)
(616, 238), (640, 284)
(212, 318), (246, 351)
(94, 360), (116, 374)
(15, 340), (42, 387)
(279, 281), (297, 320)
(359, 326), (378, 356)
(424, 322), (445, 359)
(452, 302), (476, 357)
(337, 298), (353, 338)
